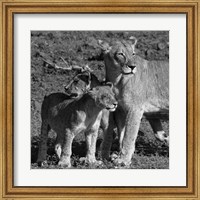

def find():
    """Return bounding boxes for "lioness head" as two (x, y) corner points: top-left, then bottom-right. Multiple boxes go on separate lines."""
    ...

(89, 83), (118, 112)
(99, 37), (137, 76)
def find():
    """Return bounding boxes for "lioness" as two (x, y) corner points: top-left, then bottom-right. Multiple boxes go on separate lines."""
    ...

(100, 38), (169, 165)
(65, 64), (168, 151)
(37, 84), (118, 167)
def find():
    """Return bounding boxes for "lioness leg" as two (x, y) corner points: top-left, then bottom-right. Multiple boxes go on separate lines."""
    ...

(148, 118), (169, 143)
(100, 110), (110, 133)
(116, 108), (143, 165)
(101, 112), (115, 160)
(37, 120), (50, 164)
(113, 108), (126, 152)
(58, 129), (74, 168)
(109, 108), (126, 161)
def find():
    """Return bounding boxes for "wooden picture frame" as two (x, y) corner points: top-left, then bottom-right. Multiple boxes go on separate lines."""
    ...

(0, 0), (199, 199)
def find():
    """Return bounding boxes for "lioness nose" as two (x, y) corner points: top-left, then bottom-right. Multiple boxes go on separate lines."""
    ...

(128, 65), (136, 70)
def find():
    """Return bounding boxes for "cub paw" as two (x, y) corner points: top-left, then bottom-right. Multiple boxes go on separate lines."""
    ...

(58, 160), (71, 168)
(110, 152), (119, 161)
(37, 160), (48, 167)
(112, 157), (131, 167)
(80, 157), (103, 166)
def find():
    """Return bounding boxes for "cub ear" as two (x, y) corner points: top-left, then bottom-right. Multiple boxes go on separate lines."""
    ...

(82, 71), (91, 90)
(105, 82), (113, 89)
(77, 71), (91, 90)
(86, 72), (92, 90)
(89, 87), (98, 94)
(98, 40), (111, 53)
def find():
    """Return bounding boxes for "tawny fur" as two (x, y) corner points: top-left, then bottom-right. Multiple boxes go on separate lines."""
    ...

(37, 85), (117, 167)
(100, 39), (169, 165)
(65, 62), (168, 158)
(64, 72), (110, 133)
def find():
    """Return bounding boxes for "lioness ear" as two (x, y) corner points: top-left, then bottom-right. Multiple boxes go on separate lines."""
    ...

(98, 40), (111, 53)
(129, 36), (137, 46)
(129, 36), (137, 55)
(105, 82), (113, 89)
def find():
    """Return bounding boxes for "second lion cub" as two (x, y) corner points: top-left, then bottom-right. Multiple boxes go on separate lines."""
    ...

(37, 83), (118, 168)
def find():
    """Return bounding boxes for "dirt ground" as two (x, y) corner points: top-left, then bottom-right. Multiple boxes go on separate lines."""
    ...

(31, 31), (169, 169)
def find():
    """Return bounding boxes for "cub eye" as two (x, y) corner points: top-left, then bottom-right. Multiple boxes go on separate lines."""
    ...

(117, 52), (125, 57)
(116, 52), (126, 60)
(101, 94), (108, 99)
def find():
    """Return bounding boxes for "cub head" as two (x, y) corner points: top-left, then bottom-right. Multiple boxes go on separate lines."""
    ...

(99, 37), (137, 77)
(89, 83), (118, 112)
(64, 71), (91, 98)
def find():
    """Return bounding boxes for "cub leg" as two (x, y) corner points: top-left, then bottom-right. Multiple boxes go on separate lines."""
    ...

(58, 129), (74, 168)
(148, 118), (169, 143)
(85, 113), (102, 163)
(55, 134), (64, 159)
(37, 120), (50, 165)
(55, 143), (62, 160)
(116, 108), (143, 165)
(85, 129), (98, 163)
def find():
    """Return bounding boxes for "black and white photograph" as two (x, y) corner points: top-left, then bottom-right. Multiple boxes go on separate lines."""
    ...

(31, 31), (169, 169)
(2, 0), (200, 196)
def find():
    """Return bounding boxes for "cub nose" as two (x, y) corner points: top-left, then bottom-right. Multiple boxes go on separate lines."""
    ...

(113, 102), (118, 107)
(65, 87), (69, 93)
(64, 86), (68, 91)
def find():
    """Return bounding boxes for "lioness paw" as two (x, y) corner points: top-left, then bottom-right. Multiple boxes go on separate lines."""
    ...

(155, 131), (169, 145)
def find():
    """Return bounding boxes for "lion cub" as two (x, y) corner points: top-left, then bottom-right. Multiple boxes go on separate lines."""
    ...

(37, 84), (118, 168)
